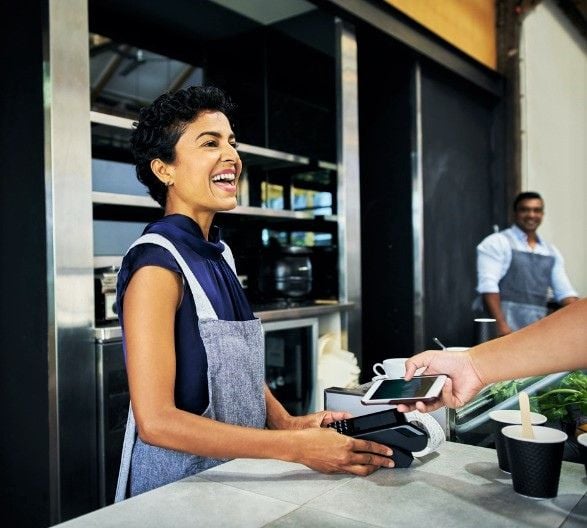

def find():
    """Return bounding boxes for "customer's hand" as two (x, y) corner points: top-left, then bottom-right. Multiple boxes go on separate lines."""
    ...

(292, 427), (394, 475)
(396, 350), (485, 413)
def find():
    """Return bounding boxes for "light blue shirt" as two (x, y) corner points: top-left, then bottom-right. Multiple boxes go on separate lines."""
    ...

(476, 225), (577, 302)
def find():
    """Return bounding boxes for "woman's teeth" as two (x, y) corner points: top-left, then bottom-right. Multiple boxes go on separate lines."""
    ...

(212, 174), (235, 183)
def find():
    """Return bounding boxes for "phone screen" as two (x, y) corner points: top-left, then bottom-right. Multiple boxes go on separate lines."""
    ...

(370, 377), (439, 400)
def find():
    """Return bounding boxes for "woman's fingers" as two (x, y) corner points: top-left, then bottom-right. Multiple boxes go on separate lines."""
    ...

(351, 438), (393, 457)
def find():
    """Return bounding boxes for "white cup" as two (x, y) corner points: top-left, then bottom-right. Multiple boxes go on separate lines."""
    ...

(372, 358), (407, 379)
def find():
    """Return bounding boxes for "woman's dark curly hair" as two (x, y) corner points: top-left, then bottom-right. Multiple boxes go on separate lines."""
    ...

(130, 86), (237, 206)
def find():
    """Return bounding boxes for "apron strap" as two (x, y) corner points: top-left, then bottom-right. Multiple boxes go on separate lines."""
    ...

(128, 233), (218, 321)
(114, 404), (136, 502)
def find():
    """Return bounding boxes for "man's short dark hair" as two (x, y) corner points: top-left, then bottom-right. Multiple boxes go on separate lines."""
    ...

(513, 191), (543, 211)
(130, 86), (237, 207)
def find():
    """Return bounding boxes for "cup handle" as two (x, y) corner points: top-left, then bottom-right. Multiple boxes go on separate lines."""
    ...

(373, 363), (385, 376)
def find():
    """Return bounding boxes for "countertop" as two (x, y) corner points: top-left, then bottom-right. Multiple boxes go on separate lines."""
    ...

(55, 441), (585, 527)
(94, 301), (354, 341)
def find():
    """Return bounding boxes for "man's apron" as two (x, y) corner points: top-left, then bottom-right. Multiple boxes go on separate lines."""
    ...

(115, 233), (266, 501)
(498, 231), (555, 331)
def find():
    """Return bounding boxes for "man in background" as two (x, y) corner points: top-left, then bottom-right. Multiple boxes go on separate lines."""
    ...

(475, 191), (578, 336)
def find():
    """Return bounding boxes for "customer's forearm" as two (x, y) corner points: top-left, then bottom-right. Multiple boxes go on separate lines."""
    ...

(470, 298), (587, 384)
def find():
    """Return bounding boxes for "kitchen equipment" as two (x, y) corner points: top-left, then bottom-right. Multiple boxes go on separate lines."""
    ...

(432, 337), (446, 350)
(96, 337), (129, 506)
(94, 266), (120, 324)
(258, 245), (313, 300)
(264, 318), (319, 414)
(474, 318), (497, 343)
(327, 409), (428, 468)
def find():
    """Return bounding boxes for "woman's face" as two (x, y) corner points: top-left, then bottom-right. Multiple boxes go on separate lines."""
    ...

(164, 110), (242, 219)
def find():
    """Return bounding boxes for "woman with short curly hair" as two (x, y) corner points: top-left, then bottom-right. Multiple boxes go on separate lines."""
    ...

(115, 86), (393, 500)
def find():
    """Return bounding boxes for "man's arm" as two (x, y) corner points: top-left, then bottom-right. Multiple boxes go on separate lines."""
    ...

(477, 233), (512, 336)
(560, 296), (579, 307)
(482, 292), (512, 336)
(550, 246), (579, 307)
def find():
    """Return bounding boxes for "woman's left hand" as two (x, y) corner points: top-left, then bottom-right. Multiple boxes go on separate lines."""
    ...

(284, 411), (352, 430)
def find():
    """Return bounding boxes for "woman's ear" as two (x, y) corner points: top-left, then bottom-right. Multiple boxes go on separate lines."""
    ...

(150, 159), (174, 187)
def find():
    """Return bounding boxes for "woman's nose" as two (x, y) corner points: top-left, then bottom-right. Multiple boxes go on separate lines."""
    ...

(221, 143), (238, 162)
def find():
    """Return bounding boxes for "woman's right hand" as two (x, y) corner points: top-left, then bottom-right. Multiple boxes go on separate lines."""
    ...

(291, 427), (394, 476)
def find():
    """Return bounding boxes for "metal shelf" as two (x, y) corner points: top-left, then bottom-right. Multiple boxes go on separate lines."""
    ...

(92, 192), (337, 222)
(90, 111), (335, 171)
(90, 111), (337, 222)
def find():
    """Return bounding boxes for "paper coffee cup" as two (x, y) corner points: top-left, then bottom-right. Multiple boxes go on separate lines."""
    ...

(578, 432), (587, 477)
(489, 410), (547, 473)
(502, 425), (567, 499)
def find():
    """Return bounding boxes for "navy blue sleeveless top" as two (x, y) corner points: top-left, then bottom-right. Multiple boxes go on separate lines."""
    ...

(116, 214), (255, 415)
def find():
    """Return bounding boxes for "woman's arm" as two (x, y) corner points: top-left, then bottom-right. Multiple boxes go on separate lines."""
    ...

(124, 266), (393, 474)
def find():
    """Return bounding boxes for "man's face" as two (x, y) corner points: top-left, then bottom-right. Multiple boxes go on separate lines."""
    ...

(514, 198), (544, 235)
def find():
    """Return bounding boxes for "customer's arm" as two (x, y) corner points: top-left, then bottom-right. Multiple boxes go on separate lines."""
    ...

(399, 298), (587, 412)
(471, 297), (587, 383)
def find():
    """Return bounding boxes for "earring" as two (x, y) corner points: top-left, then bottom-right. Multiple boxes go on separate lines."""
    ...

(165, 180), (174, 188)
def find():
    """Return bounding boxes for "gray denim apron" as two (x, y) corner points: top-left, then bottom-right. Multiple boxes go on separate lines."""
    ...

(498, 231), (555, 331)
(115, 233), (266, 501)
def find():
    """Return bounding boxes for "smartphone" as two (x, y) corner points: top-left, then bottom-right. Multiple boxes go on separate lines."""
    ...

(361, 375), (447, 405)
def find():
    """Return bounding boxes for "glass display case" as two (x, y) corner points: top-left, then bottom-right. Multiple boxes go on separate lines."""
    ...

(451, 369), (587, 463)
(449, 370), (587, 462)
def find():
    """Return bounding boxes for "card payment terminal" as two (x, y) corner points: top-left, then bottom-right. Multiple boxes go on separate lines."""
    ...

(328, 408), (428, 467)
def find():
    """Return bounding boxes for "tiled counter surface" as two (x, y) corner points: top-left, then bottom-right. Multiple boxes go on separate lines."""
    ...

(56, 441), (585, 528)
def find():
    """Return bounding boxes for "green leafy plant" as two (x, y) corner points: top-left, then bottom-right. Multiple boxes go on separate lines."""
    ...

(531, 371), (587, 422)
(488, 379), (527, 402)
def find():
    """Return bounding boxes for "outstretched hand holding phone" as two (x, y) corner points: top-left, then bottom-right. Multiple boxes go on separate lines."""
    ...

(396, 298), (587, 414)
(396, 352), (483, 413)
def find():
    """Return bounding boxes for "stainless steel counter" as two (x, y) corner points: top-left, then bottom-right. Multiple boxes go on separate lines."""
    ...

(94, 302), (354, 342)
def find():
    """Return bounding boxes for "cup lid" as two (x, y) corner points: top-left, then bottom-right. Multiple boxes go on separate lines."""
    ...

(489, 409), (547, 425)
(502, 424), (568, 444)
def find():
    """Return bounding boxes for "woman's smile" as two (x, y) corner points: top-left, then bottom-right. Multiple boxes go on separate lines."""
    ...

(211, 169), (238, 194)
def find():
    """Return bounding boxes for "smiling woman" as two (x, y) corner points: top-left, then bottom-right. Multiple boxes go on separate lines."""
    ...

(150, 110), (242, 236)
(114, 86), (394, 501)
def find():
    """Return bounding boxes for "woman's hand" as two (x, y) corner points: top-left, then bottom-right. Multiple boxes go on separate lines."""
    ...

(291, 427), (394, 475)
(396, 350), (485, 413)
(281, 410), (353, 430)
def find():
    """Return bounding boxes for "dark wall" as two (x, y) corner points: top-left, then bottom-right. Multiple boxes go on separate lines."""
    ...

(420, 61), (505, 348)
(0, 2), (50, 527)
(357, 28), (505, 375)
(358, 28), (415, 375)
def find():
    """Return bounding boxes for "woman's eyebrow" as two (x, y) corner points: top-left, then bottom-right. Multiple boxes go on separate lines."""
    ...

(195, 131), (235, 140)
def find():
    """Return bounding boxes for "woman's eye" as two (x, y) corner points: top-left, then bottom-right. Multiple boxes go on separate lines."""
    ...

(231, 142), (239, 150)
(203, 140), (218, 147)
